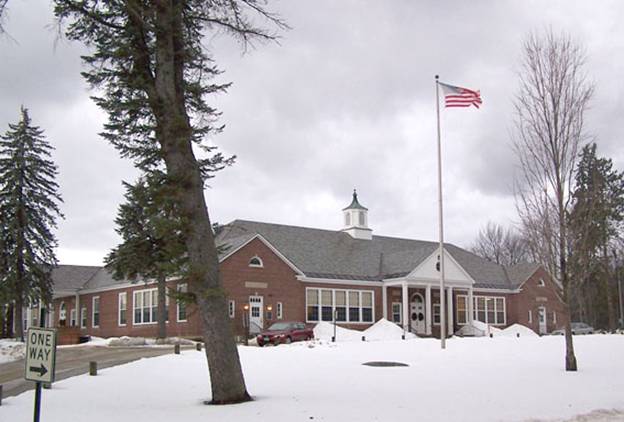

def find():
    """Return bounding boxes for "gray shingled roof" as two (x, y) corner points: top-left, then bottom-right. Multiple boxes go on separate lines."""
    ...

(217, 220), (537, 290)
(51, 265), (101, 291)
(505, 262), (541, 288)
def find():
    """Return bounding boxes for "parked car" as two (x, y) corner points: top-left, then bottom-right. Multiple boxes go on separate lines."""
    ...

(256, 322), (314, 347)
(552, 322), (594, 335)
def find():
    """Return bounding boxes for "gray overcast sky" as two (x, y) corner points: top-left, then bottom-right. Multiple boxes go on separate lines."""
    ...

(1, 0), (623, 265)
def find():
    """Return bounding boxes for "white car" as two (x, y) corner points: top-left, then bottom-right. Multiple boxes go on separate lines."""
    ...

(552, 322), (594, 335)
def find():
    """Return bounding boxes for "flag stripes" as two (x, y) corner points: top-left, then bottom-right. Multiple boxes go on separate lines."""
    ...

(439, 82), (482, 109)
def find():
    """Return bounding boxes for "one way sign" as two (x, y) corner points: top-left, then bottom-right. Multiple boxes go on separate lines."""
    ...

(25, 327), (57, 383)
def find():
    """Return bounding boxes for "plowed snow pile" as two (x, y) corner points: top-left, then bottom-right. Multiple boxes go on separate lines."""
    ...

(0, 339), (25, 363)
(363, 318), (417, 340)
(497, 323), (538, 337)
(313, 319), (416, 342)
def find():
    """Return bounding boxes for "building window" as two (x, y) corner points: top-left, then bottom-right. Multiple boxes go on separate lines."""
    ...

(305, 288), (375, 324)
(133, 288), (159, 325)
(277, 302), (283, 320)
(538, 278), (545, 287)
(433, 304), (441, 325)
(553, 311), (557, 324)
(345, 213), (351, 226)
(392, 302), (402, 324)
(228, 300), (235, 319)
(249, 256), (263, 268)
(59, 302), (67, 326)
(362, 292), (373, 322)
(92, 297), (100, 328)
(80, 307), (87, 329)
(358, 211), (365, 226)
(335, 291), (346, 322)
(177, 284), (188, 322)
(528, 310), (532, 323)
(471, 295), (505, 325)
(456, 296), (468, 325)
(307, 289), (319, 322)
(70, 309), (76, 327)
(118, 293), (127, 326)
(321, 290), (333, 321)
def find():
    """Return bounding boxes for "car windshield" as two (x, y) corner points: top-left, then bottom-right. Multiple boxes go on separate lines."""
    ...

(268, 322), (292, 331)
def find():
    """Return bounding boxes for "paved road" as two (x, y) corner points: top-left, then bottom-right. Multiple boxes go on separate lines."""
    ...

(0, 345), (191, 398)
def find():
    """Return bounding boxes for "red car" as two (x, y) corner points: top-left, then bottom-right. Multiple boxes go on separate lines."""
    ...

(256, 322), (314, 346)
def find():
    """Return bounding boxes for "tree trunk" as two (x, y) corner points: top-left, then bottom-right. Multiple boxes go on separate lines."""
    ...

(147, 1), (250, 404)
(5, 303), (14, 338)
(602, 245), (616, 330)
(157, 274), (167, 341)
(14, 294), (24, 342)
(559, 189), (577, 371)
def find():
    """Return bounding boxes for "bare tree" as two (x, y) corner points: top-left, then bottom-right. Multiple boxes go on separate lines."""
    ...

(513, 29), (594, 371)
(470, 221), (528, 266)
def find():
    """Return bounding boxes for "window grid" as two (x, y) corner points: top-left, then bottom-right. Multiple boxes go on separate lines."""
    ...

(118, 292), (127, 326)
(306, 288), (374, 324)
(92, 297), (100, 328)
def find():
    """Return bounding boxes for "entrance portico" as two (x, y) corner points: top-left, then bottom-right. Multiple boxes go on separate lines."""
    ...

(382, 248), (475, 337)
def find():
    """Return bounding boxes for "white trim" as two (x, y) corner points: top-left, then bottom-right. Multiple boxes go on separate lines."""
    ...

(405, 248), (475, 285)
(92, 296), (100, 328)
(70, 308), (76, 327)
(297, 276), (382, 287)
(537, 278), (545, 287)
(468, 295), (507, 326)
(118, 292), (127, 326)
(219, 234), (305, 275)
(248, 255), (264, 268)
(528, 310), (533, 324)
(472, 287), (520, 294)
(177, 283), (188, 322)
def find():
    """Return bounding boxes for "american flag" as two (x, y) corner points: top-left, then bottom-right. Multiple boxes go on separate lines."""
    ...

(439, 82), (482, 109)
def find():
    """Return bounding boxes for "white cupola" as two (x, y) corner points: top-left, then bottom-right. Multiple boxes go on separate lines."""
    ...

(341, 189), (372, 240)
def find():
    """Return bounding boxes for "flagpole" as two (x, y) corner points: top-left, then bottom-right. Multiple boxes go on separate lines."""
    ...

(435, 75), (446, 350)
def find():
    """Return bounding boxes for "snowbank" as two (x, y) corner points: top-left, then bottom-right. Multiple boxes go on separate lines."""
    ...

(456, 320), (502, 337)
(497, 323), (538, 338)
(93, 336), (197, 347)
(313, 322), (362, 342)
(0, 339), (25, 363)
(313, 319), (416, 342)
(363, 318), (416, 341)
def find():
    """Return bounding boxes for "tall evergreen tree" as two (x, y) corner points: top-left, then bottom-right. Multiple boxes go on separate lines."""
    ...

(568, 143), (624, 329)
(105, 172), (187, 341)
(53, 1), (286, 404)
(0, 107), (63, 340)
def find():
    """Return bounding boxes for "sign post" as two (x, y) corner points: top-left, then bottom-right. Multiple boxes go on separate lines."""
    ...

(25, 327), (57, 422)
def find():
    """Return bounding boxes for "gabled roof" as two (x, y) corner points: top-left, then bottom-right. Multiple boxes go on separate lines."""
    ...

(505, 262), (541, 288)
(51, 265), (101, 291)
(216, 220), (536, 290)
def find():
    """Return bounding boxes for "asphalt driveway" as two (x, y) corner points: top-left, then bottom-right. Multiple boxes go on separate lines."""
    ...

(0, 345), (191, 398)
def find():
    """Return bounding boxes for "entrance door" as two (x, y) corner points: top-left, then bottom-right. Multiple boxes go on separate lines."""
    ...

(410, 293), (426, 335)
(249, 296), (264, 334)
(538, 306), (547, 334)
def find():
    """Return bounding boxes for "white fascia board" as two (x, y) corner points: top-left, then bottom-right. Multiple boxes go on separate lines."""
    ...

(473, 287), (520, 294)
(297, 276), (382, 287)
(219, 233), (304, 276)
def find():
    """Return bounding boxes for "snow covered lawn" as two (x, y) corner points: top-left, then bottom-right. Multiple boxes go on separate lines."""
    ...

(1, 334), (623, 421)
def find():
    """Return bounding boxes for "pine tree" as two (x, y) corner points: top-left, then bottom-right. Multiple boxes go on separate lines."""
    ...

(105, 171), (187, 341)
(568, 143), (624, 329)
(0, 107), (63, 340)
(53, 1), (287, 404)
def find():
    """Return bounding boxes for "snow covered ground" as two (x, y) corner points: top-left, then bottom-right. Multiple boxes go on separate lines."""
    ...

(1, 330), (623, 422)
(0, 338), (25, 363)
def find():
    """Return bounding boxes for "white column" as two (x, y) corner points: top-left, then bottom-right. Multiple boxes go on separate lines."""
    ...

(382, 285), (388, 320)
(425, 284), (432, 335)
(468, 287), (474, 325)
(26, 306), (32, 330)
(75, 293), (80, 327)
(447, 287), (454, 336)
(402, 281), (409, 333)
